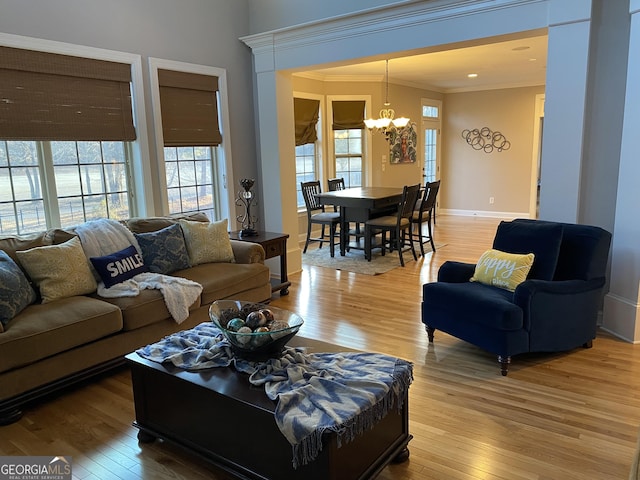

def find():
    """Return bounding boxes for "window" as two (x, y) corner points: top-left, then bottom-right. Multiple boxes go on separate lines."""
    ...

(0, 43), (142, 235)
(153, 65), (226, 220)
(422, 99), (441, 183)
(334, 129), (362, 188)
(295, 143), (317, 208)
(0, 140), (131, 235)
(164, 146), (216, 220)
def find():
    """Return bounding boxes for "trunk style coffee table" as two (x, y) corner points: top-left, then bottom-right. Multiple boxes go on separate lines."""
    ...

(126, 336), (411, 480)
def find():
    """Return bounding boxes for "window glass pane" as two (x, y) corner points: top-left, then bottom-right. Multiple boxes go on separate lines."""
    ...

(14, 200), (46, 234)
(422, 105), (439, 118)
(179, 161), (196, 187)
(77, 142), (102, 164)
(14, 167), (43, 201)
(0, 170), (11, 202)
(83, 195), (108, 221)
(107, 192), (130, 220)
(7, 142), (38, 166)
(54, 165), (83, 197)
(194, 146), (211, 160)
(165, 162), (179, 188)
(80, 165), (106, 195)
(177, 147), (195, 160)
(52, 141), (79, 165)
(195, 160), (212, 185)
(0, 203), (17, 235)
(165, 147), (178, 161)
(105, 163), (127, 194)
(167, 188), (182, 214)
(58, 197), (85, 227)
(334, 138), (348, 154)
(0, 144), (7, 167)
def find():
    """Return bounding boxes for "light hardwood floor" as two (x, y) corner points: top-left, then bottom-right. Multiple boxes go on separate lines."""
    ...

(1, 215), (639, 479)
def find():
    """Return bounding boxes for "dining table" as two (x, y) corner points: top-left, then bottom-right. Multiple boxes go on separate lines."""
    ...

(316, 186), (403, 256)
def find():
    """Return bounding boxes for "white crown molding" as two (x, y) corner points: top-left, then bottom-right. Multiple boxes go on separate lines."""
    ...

(241, 0), (548, 63)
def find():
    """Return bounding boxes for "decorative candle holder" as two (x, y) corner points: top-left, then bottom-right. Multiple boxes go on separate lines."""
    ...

(236, 178), (258, 236)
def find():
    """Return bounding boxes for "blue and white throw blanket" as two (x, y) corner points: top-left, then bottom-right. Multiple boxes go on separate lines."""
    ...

(136, 322), (413, 468)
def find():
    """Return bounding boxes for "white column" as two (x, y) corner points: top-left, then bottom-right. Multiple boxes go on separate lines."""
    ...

(538, 0), (592, 222)
(602, 0), (640, 343)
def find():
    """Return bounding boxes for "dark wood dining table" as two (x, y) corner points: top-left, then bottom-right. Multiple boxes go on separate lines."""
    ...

(316, 186), (403, 255)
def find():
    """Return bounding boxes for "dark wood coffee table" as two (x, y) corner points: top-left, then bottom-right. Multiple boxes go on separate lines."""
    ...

(125, 336), (411, 480)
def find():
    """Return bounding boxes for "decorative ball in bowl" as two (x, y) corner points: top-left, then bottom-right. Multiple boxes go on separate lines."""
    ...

(208, 300), (304, 360)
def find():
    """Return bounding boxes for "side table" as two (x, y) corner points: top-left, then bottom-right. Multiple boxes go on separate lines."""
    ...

(229, 231), (291, 296)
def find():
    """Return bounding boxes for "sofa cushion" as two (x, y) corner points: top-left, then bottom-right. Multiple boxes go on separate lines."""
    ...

(492, 220), (563, 281)
(179, 218), (235, 266)
(0, 231), (50, 265)
(126, 212), (209, 234)
(175, 262), (270, 305)
(16, 236), (98, 303)
(423, 281), (522, 331)
(134, 223), (191, 274)
(0, 251), (37, 328)
(470, 249), (534, 292)
(90, 244), (149, 288)
(0, 296), (122, 374)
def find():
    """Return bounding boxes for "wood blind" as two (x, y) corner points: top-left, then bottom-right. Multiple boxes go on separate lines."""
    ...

(332, 100), (365, 130)
(294, 98), (320, 146)
(158, 69), (222, 147)
(0, 46), (136, 141)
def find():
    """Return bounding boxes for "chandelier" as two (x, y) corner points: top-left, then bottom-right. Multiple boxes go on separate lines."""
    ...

(364, 59), (410, 136)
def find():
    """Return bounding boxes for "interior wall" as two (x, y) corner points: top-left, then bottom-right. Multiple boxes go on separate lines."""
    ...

(442, 85), (545, 217)
(0, 0), (256, 221)
(248, 0), (407, 34)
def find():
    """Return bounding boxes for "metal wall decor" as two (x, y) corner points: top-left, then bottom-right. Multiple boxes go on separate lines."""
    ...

(462, 127), (511, 153)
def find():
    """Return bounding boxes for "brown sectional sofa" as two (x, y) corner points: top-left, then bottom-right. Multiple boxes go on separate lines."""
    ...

(0, 214), (272, 425)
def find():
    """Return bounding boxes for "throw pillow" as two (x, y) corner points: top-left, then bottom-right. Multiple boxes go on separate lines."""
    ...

(0, 250), (37, 327)
(90, 244), (149, 288)
(179, 218), (235, 266)
(134, 223), (191, 274)
(16, 236), (98, 303)
(470, 249), (535, 292)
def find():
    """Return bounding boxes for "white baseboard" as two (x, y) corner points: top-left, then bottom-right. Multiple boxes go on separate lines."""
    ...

(439, 209), (531, 219)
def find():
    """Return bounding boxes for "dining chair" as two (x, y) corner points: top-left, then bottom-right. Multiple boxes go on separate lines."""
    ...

(410, 180), (440, 256)
(300, 180), (341, 257)
(363, 184), (421, 267)
(328, 177), (364, 250)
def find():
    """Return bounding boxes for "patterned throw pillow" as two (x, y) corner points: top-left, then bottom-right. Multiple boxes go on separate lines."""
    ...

(134, 223), (191, 274)
(16, 236), (98, 303)
(90, 245), (149, 288)
(0, 250), (37, 327)
(470, 248), (535, 292)
(178, 218), (235, 266)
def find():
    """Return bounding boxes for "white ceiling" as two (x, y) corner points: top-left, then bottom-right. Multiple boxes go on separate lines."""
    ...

(295, 34), (548, 93)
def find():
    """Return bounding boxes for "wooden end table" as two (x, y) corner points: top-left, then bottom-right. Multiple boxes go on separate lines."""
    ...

(229, 231), (291, 296)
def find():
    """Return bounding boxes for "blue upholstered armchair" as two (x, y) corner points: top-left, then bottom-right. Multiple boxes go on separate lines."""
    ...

(421, 219), (612, 375)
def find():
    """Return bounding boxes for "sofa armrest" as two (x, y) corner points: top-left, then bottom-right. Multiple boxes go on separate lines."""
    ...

(231, 240), (265, 264)
(438, 261), (476, 283)
(513, 277), (606, 347)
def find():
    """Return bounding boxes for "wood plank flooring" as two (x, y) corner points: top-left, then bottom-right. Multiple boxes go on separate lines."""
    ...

(1, 215), (639, 479)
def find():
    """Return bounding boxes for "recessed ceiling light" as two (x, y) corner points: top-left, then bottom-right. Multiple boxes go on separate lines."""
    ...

(512, 46), (530, 51)
(467, 73), (478, 78)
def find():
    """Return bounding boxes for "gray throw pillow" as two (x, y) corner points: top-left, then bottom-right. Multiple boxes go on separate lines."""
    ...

(134, 223), (191, 274)
(0, 250), (37, 327)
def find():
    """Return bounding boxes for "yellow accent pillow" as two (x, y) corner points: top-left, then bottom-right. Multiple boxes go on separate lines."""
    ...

(470, 249), (535, 292)
(178, 218), (235, 266)
(16, 236), (98, 303)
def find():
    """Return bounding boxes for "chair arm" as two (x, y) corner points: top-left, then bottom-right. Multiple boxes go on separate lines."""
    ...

(437, 261), (476, 283)
(231, 240), (265, 264)
(513, 277), (606, 346)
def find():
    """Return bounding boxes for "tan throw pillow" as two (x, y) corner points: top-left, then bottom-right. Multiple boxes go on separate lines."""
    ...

(178, 218), (235, 266)
(16, 236), (98, 303)
(470, 248), (535, 292)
